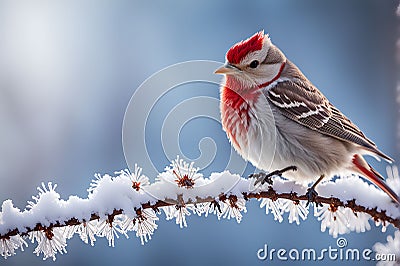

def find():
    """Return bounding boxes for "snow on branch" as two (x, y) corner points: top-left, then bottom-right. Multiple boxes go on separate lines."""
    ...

(0, 158), (399, 260)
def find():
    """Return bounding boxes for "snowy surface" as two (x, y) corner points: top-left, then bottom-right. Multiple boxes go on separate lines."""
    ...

(0, 159), (399, 260)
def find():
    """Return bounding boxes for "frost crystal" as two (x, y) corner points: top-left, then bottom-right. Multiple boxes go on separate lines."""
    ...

(97, 217), (125, 247)
(26, 182), (58, 210)
(163, 156), (201, 187)
(63, 225), (78, 240)
(77, 220), (98, 246)
(344, 209), (371, 233)
(219, 196), (247, 223)
(280, 199), (309, 225)
(116, 165), (149, 192)
(190, 203), (208, 216)
(314, 203), (372, 238)
(87, 173), (103, 194)
(29, 228), (67, 261)
(202, 196), (247, 223)
(0, 235), (27, 259)
(374, 219), (388, 233)
(204, 200), (224, 218)
(120, 209), (159, 245)
(163, 205), (191, 228)
(373, 230), (400, 266)
(315, 205), (350, 238)
(259, 198), (284, 222)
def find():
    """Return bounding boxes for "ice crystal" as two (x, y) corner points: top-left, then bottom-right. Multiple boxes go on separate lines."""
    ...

(315, 202), (372, 237)
(26, 182), (58, 210)
(119, 215), (134, 233)
(29, 228), (67, 261)
(97, 217), (125, 247)
(315, 205), (350, 238)
(259, 198), (284, 222)
(0, 235), (27, 259)
(77, 220), (98, 246)
(120, 209), (159, 245)
(219, 196), (247, 223)
(190, 203), (208, 216)
(280, 199), (309, 225)
(344, 209), (371, 233)
(163, 205), (191, 228)
(87, 173), (103, 194)
(314, 203), (372, 238)
(163, 156), (201, 187)
(116, 165), (149, 192)
(374, 219), (388, 233)
(63, 225), (78, 240)
(204, 200), (224, 218)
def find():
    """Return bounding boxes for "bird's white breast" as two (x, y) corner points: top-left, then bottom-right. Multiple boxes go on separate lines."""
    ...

(222, 88), (355, 185)
(221, 90), (277, 172)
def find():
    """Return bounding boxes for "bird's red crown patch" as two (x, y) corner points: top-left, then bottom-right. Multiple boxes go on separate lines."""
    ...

(226, 31), (265, 64)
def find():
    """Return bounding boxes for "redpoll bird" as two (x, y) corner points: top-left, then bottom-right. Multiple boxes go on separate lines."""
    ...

(215, 31), (400, 205)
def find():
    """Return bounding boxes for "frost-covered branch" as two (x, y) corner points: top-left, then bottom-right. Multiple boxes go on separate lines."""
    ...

(1, 158), (399, 260)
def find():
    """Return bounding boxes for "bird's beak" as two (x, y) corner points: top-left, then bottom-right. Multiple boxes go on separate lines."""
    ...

(214, 63), (240, 75)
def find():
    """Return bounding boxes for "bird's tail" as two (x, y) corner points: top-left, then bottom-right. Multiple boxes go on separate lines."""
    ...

(352, 154), (400, 205)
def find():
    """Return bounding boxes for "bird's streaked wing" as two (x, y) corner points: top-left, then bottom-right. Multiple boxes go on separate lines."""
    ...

(265, 80), (393, 162)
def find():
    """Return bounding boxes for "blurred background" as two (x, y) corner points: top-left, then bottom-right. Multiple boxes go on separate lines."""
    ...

(0, 0), (398, 265)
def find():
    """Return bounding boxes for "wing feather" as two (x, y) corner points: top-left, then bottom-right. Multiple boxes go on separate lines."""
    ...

(266, 80), (393, 161)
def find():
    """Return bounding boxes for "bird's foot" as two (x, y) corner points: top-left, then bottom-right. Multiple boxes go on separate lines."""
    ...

(249, 172), (274, 186)
(305, 187), (321, 207)
(249, 165), (297, 186)
(305, 174), (325, 207)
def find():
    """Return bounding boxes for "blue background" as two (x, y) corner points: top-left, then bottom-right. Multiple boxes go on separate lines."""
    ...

(0, 1), (398, 265)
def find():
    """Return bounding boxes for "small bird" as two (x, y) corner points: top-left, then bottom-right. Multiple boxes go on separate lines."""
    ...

(215, 31), (400, 205)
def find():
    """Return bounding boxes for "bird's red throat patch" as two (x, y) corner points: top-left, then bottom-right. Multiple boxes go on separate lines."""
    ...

(221, 77), (261, 149)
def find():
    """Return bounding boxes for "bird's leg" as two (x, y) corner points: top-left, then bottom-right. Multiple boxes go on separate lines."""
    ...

(250, 165), (297, 186)
(306, 174), (325, 207)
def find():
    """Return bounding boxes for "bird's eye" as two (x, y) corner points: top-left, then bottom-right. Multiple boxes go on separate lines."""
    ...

(249, 60), (259, 69)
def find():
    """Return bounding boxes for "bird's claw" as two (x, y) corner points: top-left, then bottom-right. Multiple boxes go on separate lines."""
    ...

(305, 187), (317, 207)
(305, 187), (322, 207)
(249, 165), (297, 186)
(305, 174), (325, 207)
(250, 172), (274, 186)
